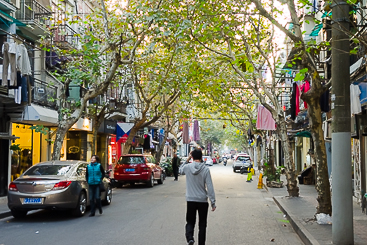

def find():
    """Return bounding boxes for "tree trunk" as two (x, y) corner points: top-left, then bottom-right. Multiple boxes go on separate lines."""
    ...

(91, 127), (98, 156)
(277, 117), (299, 197)
(303, 91), (332, 215)
(51, 123), (69, 160)
(123, 126), (139, 154)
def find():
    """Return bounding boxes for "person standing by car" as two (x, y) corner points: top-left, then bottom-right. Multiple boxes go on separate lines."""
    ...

(86, 155), (104, 217)
(179, 149), (216, 245)
(172, 153), (180, 181)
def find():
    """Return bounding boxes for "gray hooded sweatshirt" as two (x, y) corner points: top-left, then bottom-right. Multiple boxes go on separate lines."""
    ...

(179, 161), (216, 208)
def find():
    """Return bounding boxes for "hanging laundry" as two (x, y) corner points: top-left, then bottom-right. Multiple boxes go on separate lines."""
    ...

(290, 82), (300, 120)
(320, 88), (330, 112)
(193, 120), (200, 142)
(16, 44), (32, 76)
(256, 105), (276, 130)
(183, 122), (190, 144)
(350, 84), (362, 115)
(143, 134), (151, 150)
(2, 42), (17, 86)
(300, 80), (310, 108)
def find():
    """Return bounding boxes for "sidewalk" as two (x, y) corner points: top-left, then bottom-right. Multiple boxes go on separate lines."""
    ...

(0, 196), (11, 219)
(266, 177), (367, 245)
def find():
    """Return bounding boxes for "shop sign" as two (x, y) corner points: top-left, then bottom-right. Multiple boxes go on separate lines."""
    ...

(117, 122), (134, 143)
(105, 120), (116, 134)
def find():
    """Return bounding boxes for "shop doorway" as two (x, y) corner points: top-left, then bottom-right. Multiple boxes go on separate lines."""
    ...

(0, 139), (9, 196)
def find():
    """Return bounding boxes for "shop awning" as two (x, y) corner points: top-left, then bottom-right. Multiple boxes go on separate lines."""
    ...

(0, 10), (26, 27)
(295, 131), (312, 138)
(350, 58), (364, 74)
(22, 104), (58, 126)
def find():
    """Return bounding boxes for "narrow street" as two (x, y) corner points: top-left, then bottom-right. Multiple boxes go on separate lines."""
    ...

(0, 161), (303, 245)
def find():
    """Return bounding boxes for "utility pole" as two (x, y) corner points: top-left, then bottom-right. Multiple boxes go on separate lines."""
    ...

(331, 0), (354, 244)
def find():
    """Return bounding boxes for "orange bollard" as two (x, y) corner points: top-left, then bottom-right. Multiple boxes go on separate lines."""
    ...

(257, 173), (263, 189)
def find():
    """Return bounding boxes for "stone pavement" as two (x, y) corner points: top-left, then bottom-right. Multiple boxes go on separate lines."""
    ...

(264, 177), (367, 245)
(0, 197), (11, 219)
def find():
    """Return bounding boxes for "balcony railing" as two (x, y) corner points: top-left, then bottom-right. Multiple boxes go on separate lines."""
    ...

(53, 25), (79, 49)
(32, 78), (58, 109)
(15, 0), (52, 26)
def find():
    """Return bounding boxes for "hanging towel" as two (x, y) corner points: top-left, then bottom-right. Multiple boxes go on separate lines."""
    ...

(256, 105), (276, 130)
(193, 120), (200, 142)
(350, 84), (362, 115)
(183, 122), (189, 144)
(300, 80), (310, 108)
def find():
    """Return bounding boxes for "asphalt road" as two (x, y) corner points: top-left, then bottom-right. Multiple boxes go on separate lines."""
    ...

(0, 161), (303, 245)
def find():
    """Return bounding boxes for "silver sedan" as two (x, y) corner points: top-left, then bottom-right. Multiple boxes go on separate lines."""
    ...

(7, 160), (112, 218)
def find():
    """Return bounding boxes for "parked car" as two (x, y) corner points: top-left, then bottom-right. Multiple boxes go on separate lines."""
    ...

(203, 156), (213, 166)
(233, 155), (252, 172)
(7, 160), (112, 219)
(114, 154), (164, 187)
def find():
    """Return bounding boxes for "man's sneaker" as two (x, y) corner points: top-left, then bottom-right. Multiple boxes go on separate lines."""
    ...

(188, 240), (194, 245)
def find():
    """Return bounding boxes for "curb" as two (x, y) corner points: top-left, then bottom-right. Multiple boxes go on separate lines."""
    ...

(273, 197), (320, 245)
(0, 211), (11, 220)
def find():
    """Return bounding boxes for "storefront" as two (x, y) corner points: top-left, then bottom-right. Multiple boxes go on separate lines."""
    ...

(97, 119), (116, 169)
(10, 123), (50, 181)
(64, 117), (93, 162)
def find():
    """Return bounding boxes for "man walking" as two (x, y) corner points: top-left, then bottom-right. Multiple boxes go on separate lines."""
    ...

(172, 153), (179, 181)
(179, 149), (216, 245)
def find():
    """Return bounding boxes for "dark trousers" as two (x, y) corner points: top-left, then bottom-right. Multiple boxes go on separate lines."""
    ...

(185, 202), (209, 245)
(89, 184), (102, 215)
(173, 166), (178, 180)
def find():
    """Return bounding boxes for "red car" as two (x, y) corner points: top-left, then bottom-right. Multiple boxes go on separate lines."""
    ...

(114, 154), (164, 187)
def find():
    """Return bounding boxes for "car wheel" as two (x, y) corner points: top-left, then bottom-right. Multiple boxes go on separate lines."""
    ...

(73, 191), (87, 217)
(157, 173), (164, 184)
(146, 173), (154, 188)
(11, 209), (27, 219)
(102, 185), (112, 205)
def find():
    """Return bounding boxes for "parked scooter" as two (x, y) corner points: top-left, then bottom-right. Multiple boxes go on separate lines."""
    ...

(223, 157), (228, 166)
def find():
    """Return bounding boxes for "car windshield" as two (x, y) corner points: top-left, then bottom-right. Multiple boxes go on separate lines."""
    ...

(23, 165), (72, 176)
(118, 156), (145, 165)
(237, 156), (250, 161)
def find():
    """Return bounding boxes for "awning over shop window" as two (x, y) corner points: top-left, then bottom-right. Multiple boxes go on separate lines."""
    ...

(310, 24), (322, 37)
(22, 104), (58, 126)
(295, 131), (312, 138)
(0, 10), (26, 27)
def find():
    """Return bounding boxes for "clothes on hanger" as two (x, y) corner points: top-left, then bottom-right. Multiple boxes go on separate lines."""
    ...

(183, 122), (189, 144)
(351, 84), (362, 115)
(290, 82), (300, 120)
(300, 80), (310, 108)
(193, 120), (200, 142)
(320, 88), (330, 112)
(143, 134), (151, 150)
(256, 105), (276, 130)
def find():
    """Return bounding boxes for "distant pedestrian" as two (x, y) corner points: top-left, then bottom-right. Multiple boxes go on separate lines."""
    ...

(86, 155), (104, 217)
(179, 149), (216, 245)
(172, 153), (179, 181)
